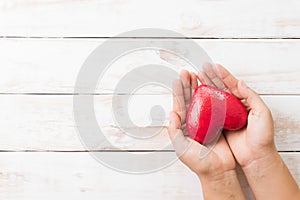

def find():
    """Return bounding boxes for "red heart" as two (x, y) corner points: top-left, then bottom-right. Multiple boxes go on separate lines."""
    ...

(186, 85), (248, 144)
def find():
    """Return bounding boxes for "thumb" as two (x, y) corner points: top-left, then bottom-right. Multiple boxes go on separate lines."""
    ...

(168, 111), (190, 156)
(237, 80), (268, 114)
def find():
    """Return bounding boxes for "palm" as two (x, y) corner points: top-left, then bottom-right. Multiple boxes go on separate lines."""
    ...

(223, 128), (249, 166)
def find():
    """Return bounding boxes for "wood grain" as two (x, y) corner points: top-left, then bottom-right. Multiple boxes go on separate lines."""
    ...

(0, 152), (298, 200)
(1, 1), (299, 199)
(0, 95), (299, 151)
(0, 0), (300, 38)
(0, 152), (202, 200)
(0, 39), (299, 94)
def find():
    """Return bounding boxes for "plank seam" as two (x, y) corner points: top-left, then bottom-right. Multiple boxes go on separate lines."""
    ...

(0, 93), (299, 96)
(2, 36), (300, 40)
(0, 150), (297, 153)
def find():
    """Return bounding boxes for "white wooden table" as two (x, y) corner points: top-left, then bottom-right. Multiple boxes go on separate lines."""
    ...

(0, 0), (299, 199)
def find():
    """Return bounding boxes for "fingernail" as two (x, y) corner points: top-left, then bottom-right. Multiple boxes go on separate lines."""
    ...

(240, 80), (247, 89)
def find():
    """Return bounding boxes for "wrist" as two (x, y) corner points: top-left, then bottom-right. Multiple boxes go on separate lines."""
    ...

(241, 148), (300, 200)
(242, 143), (278, 168)
(198, 168), (237, 184)
(198, 170), (246, 200)
(242, 147), (280, 176)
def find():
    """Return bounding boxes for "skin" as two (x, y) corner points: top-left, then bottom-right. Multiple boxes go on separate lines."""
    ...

(169, 71), (246, 200)
(168, 64), (300, 199)
(213, 64), (300, 200)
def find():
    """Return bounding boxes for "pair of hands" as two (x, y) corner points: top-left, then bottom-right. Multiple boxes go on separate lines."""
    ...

(168, 64), (276, 179)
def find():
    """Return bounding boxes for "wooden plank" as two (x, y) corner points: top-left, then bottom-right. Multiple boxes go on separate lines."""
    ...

(0, 0), (300, 37)
(0, 95), (299, 151)
(0, 38), (300, 94)
(0, 152), (202, 200)
(0, 152), (298, 200)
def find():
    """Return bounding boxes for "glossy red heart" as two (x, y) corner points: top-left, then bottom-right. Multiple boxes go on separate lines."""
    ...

(186, 85), (248, 144)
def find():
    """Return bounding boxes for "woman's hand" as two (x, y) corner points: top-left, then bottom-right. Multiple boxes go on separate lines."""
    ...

(199, 64), (300, 200)
(168, 70), (246, 200)
(198, 63), (276, 168)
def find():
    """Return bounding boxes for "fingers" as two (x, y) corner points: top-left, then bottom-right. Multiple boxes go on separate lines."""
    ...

(197, 71), (215, 86)
(172, 79), (186, 123)
(173, 70), (199, 123)
(168, 113), (209, 168)
(168, 111), (190, 155)
(237, 80), (268, 114)
(215, 64), (242, 98)
(202, 63), (226, 89)
(168, 111), (182, 135)
(190, 72), (198, 89)
(180, 70), (192, 107)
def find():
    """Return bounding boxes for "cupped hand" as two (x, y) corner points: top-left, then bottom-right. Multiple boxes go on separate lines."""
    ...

(198, 64), (276, 168)
(168, 70), (236, 178)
